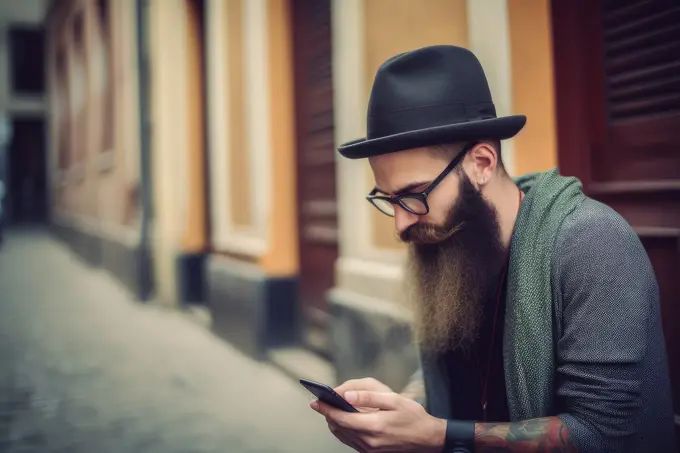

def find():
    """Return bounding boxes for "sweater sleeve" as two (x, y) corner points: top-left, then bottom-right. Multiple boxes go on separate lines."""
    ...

(553, 199), (656, 453)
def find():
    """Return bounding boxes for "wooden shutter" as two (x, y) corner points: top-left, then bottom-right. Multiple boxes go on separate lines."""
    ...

(292, 0), (338, 354)
(597, 0), (680, 181)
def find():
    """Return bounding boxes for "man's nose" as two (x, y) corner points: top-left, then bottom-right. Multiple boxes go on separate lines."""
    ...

(394, 206), (419, 233)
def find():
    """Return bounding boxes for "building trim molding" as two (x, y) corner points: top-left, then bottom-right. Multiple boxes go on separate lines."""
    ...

(335, 256), (412, 307)
(205, 0), (270, 258)
(205, 0), (231, 247)
(176, 0), (190, 242)
(332, 0), (373, 261)
(466, 0), (516, 175)
(243, 0), (272, 245)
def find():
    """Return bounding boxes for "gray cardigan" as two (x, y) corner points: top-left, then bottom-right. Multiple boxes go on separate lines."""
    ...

(410, 198), (676, 453)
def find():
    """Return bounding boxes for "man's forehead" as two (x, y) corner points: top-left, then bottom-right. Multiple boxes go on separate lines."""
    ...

(369, 147), (435, 171)
(370, 147), (445, 194)
(369, 145), (436, 163)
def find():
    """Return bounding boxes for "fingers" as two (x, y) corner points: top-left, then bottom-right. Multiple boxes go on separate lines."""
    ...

(356, 405), (380, 413)
(310, 400), (357, 426)
(328, 418), (384, 453)
(327, 421), (365, 452)
(311, 400), (376, 432)
(334, 377), (392, 396)
(345, 390), (401, 411)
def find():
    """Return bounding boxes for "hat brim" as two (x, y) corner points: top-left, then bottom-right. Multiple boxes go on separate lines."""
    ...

(338, 115), (526, 159)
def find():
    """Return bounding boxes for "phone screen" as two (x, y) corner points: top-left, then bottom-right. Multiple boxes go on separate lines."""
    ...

(299, 378), (359, 413)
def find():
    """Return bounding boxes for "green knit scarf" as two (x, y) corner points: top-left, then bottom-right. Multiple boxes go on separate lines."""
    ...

(505, 168), (585, 420)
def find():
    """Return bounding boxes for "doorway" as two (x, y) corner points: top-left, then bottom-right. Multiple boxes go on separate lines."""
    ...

(292, 0), (338, 357)
(6, 116), (47, 224)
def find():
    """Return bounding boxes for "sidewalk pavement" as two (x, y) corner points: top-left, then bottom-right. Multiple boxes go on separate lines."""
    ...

(0, 228), (351, 453)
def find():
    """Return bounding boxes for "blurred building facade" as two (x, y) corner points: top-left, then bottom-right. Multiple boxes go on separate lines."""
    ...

(44, 0), (679, 437)
(44, 0), (148, 294)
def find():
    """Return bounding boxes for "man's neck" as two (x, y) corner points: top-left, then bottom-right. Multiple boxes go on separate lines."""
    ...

(490, 177), (522, 250)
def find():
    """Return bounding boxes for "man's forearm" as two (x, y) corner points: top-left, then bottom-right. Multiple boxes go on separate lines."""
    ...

(474, 416), (577, 452)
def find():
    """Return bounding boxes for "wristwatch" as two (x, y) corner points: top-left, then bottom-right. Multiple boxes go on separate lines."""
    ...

(445, 419), (475, 453)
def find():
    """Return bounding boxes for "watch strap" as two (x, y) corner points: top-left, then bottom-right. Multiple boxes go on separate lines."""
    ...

(444, 419), (475, 453)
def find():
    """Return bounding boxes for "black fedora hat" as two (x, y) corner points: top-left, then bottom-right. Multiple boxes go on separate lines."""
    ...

(338, 45), (526, 159)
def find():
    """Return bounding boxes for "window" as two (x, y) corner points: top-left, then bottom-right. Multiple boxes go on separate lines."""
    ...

(9, 28), (45, 96)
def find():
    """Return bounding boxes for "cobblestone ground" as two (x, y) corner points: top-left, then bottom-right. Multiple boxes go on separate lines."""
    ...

(0, 229), (350, 453)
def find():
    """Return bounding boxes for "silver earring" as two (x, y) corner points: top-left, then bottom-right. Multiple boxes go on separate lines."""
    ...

(481, 177), (487, 183)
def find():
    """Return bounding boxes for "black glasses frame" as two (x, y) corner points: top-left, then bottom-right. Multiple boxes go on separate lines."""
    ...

(366, 142), (476, 217)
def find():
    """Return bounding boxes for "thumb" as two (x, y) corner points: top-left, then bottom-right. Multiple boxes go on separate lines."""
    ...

(344, 391), (400, 410)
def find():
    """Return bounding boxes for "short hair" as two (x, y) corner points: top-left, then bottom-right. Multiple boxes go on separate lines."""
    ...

(429, 140), (505, 172)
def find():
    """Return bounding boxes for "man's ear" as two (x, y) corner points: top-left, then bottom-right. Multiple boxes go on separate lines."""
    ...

(465, 143), (497, 186)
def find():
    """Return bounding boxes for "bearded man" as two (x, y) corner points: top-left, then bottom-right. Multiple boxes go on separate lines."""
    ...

(309, 45), (676, 453)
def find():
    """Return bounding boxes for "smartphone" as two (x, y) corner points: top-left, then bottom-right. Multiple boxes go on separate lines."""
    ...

(299, 378), (359, 413)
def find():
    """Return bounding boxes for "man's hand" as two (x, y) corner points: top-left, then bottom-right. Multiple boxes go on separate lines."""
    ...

(333, 378), (393, 412)
(310, 386), (446, 453)
(334, 377), (393, 395)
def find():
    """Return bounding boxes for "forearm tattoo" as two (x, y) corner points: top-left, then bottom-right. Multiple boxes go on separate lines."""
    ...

(475, 416), (577, 452)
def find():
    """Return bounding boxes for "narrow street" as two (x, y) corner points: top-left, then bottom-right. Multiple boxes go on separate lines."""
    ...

(0, 229), (350, 453)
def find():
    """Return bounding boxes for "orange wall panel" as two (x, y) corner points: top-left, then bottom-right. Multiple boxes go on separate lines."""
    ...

(226, 0), (253, 229)
(182, 0), (208, 252)
(508, 0), (558, 175)
(259, 0), (299, 275)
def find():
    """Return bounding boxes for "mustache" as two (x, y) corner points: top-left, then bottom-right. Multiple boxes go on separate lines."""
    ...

(399, 221), (464, 245)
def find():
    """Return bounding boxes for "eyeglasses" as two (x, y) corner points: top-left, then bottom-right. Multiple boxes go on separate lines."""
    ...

(366, 142), (475, 217)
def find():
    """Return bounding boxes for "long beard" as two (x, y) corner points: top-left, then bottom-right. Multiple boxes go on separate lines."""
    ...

(402, 173), (506, 354)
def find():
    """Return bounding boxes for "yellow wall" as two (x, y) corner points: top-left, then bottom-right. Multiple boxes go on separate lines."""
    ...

(226, 0), (253, 229)
(259, 0), (299, 276)
(183, 0), (208, 252)
(508, 0), (557, 175)
(363, 0), (469, 249)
